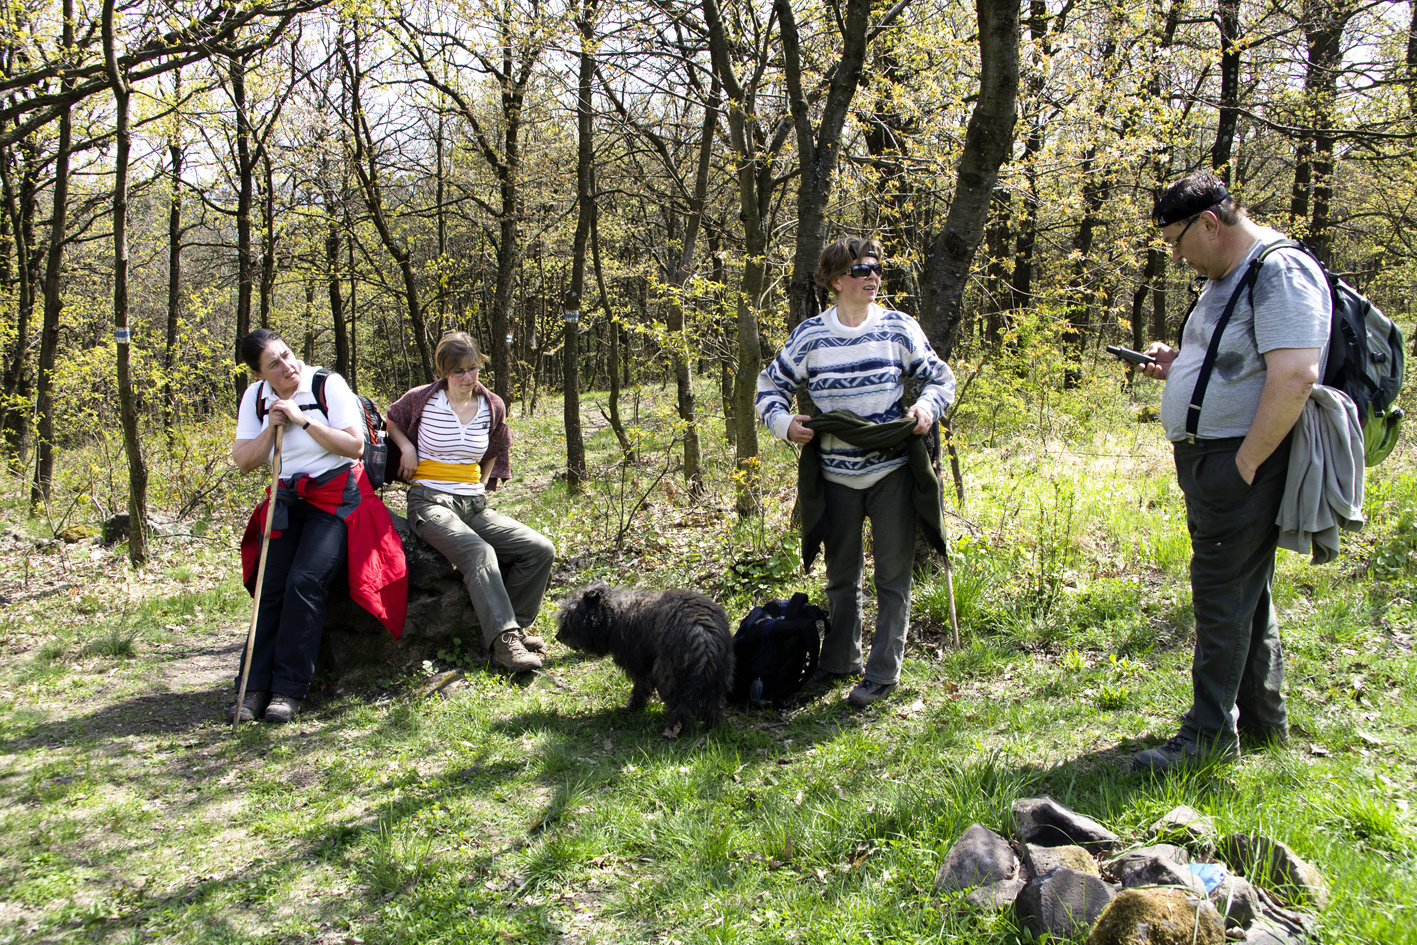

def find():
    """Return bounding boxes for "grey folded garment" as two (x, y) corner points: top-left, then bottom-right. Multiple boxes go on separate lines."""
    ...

(1278, 385), (1365, 564)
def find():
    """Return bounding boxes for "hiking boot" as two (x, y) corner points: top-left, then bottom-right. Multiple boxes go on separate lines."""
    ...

(1238, 724), (1289, 750)
(264, 694), (301, 724)
(1132, 734), (1240, 773)
(517, 630), (547, 653)
(492, 630), (542, 673)
(846, 679), (895, 708)
(805, 667), (859, 692)
(226, 689), (269, 723)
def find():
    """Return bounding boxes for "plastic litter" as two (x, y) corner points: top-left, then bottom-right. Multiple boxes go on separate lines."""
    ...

(1187, 862), (1229, 893)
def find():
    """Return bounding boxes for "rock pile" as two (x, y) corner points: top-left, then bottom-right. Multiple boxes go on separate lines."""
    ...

(934, 796), (1324, 944)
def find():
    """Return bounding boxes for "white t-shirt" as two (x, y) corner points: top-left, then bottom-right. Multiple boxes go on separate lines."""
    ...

(235, 365), (362, 478)
(413, 392), (490, 496)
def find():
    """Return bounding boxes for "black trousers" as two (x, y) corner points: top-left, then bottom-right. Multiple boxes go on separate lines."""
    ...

(236, 499), (347, 699)
(1173, 436), (1291, 747)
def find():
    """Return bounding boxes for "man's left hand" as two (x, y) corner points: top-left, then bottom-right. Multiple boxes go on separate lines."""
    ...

(907, 403), (934, 435)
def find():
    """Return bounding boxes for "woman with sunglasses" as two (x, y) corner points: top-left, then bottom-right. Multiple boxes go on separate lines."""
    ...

(755, 236), (955, 708)
(386, 331), (555, 674)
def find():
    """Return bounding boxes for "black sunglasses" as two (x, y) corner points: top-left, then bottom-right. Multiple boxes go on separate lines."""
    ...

(848, 262), (883, 278)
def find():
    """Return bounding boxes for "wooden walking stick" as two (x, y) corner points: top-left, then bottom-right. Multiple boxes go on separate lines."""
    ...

(233, 424), (284, 731)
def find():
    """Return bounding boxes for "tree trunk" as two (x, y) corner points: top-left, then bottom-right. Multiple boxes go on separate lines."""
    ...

(341, 37), (433, 381)
(325, 180), (348, 378)
(1211, 0), (1241, 178)
(163, 130), (182, 439)
(918, 0), (1021, 360)
(232, 53), (254, 395)
(563, 0), (597, 494)
(0, 138), (37, 459)
(103, 0), (147, 565)
(779, 0), (874, 332)
(32, 0), (74, 508)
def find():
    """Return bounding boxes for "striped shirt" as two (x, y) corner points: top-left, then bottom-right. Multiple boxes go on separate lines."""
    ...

(756, 303), (955, 488)
(413, 391), (491, 496)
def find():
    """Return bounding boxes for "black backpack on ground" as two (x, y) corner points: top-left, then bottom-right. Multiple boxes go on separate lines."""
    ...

(1186, 240), (1405, 466)
(255, 369), (399, 488)
(729, 593), (828, 707)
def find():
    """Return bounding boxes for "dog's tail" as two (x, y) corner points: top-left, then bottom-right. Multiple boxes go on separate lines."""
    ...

(680, 610), (735, 729)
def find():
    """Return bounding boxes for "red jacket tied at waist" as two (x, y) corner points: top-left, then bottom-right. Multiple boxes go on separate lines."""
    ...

(241, 462), (408, 639)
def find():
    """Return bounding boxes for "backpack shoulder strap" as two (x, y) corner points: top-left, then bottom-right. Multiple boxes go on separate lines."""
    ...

(311, 368), (331, 415)
(254, 381), (267, 421)
(1178, 249), (1269, 444)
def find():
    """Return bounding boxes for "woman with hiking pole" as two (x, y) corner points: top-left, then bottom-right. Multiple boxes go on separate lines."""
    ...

(755, 236), (955, 709)
(229, 329), (407, 724)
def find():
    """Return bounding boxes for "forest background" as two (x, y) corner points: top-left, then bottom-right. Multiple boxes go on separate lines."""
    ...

(3, 3), (1417, 943)
(4, 0), (1416, 549)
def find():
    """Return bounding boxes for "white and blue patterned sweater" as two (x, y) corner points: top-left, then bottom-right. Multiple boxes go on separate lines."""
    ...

(756, 303), (956, 488)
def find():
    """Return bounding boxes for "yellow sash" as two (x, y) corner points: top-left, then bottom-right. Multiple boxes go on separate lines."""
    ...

(414, 460), (482, 483)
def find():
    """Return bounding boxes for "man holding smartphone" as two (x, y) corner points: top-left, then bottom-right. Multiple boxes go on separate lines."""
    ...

(1133, 172), (1330, 772)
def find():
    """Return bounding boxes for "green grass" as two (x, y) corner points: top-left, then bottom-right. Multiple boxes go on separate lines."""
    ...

(0, 377), (1414, 944)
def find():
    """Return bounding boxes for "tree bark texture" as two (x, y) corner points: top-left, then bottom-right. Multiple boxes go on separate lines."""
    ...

(918, 0), (1020, 361)
(32, 0), (74, 507)
(103, 0), (147, 565)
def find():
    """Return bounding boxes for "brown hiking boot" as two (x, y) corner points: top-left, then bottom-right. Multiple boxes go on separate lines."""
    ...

(263, 694), (301, 724)
(226, 689), (269, 723)
(492, 630), (542, 673)
(517, 630), (546, 653)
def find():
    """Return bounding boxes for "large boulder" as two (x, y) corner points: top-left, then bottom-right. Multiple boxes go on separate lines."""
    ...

(1147, 806), (1218, 847)
(1015, 866), (1115, 939)
(1217, 834), (1329, 909)
(1024, 842), (1100, 879)
(1012, 795), (1120, 854)
(1086, 887), (1226, 945)
(934, 823), (1019, 893)
(320, 512), (480, 680)
(1110, 845), (1207, 897)
(965, 878), (1026, 911)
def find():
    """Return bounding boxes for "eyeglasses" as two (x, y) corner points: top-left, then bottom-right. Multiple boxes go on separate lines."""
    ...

(848, 263), (883, 279)
(1165, 214), (1201, 250)
(447, 367), (478, 379)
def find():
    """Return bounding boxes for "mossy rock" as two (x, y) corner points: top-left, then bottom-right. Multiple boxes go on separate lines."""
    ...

(1086, 887), (1225, 945)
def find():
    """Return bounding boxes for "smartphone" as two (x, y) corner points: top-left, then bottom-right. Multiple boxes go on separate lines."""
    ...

(1106, 345), (1157, 366)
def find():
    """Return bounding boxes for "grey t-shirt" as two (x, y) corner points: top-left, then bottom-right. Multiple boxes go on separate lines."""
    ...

(1161, 228), (1331, 441)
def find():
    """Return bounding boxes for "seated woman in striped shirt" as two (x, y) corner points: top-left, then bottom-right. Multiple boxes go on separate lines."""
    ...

(386, 331), (555, 673)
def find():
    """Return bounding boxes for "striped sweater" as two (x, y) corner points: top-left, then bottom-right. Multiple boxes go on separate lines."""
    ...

(756, 303), (955, 488)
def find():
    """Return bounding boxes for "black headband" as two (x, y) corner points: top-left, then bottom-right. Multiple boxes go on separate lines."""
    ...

(1154, 186), (1230, 228)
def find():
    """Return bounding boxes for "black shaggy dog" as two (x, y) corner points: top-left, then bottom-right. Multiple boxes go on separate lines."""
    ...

(556, 582), (734, 737)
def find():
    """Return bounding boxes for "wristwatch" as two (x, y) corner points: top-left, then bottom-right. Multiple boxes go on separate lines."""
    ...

(302, 418), (311, 430)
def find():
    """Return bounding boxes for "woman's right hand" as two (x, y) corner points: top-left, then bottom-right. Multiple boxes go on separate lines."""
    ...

(399, 447), (419, 481)
(786, 415), (815, 444)
(266, 399), (301, 427)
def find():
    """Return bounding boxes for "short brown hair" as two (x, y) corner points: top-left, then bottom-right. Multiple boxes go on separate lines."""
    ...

(434, 331), (488, 378)
(814, 236), (885, 292)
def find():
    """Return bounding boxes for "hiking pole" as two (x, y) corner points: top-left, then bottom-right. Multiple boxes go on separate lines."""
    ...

(940, 516), (960, 650)
(935, 417), (961, 650)
(233, 424), (283, 732)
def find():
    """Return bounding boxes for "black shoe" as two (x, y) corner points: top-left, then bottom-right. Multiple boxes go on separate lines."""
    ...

(1238, 725), (1289, 750)
(264, 694), (301, 724)
(846, 680), (896, 708)
(226, 689), (269, 723)
(1132, 734), (1240, 773)
(804, 667), (857, 692)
